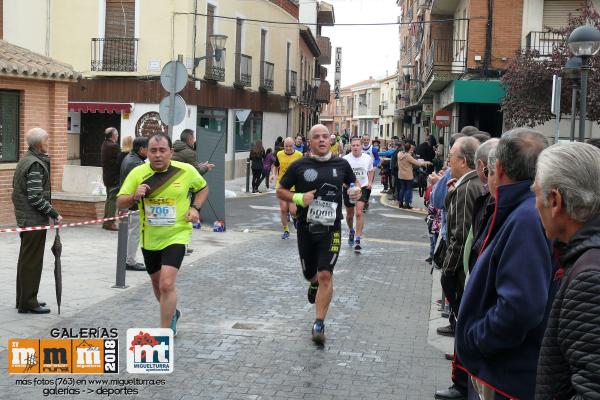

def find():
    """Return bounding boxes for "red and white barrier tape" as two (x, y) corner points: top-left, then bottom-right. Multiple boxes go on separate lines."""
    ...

(0, 212), (135, 234)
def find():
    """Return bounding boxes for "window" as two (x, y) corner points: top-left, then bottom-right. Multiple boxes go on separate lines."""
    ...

(0, 91), (20, 162)
(235, 111), (262, 151)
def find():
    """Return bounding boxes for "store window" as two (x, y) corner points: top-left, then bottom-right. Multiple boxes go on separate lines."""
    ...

(0, 91), (20, 162)
(235, 111), (262, 151)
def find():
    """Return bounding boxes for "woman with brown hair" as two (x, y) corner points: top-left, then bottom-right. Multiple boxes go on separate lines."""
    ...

(397, 143), (431, 209)
(249, 140), (266, 193)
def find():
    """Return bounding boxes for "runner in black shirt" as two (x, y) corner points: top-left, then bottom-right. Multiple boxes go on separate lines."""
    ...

(277, 124), (361, 344)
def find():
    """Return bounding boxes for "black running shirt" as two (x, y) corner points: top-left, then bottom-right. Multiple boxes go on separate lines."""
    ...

(279, 156), (356, 224)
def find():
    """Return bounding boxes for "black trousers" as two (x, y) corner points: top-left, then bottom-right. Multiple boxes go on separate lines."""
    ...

(16, 230), (47, 310)
(251, 168), (264, 191)
(440, 267), (466, 329)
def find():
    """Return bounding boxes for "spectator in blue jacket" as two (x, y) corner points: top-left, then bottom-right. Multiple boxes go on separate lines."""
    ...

(456, 128), (556, 400)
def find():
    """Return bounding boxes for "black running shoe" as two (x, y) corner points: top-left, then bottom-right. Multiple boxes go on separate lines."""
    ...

(312, 321), (325, 344)
(354, 239), (362, 253)
(307, 282), (319, 304)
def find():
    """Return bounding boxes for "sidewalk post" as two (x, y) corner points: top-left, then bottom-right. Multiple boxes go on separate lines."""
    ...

(112, 212), (129, 289)
(245, 157), (251, 193)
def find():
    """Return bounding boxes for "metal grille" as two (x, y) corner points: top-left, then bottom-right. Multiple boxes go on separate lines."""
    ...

(261, 61), (274, 91)
(91, 38), (138, 72)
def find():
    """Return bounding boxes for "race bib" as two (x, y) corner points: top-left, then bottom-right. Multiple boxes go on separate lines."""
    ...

(353, 167), (367, 180)
(307, 199), (337, 226)
(145, 198), (176, 226)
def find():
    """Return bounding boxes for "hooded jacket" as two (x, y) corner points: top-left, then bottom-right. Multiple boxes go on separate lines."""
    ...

(171, 140), (208, 175)
(456, 180), (557, 400)
(535, 215), (600, 399)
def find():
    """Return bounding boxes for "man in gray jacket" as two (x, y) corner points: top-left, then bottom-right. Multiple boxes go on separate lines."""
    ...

(120, 136), (148, 271)
(172, 129), (214, 175)
(12, 128), (63, 314)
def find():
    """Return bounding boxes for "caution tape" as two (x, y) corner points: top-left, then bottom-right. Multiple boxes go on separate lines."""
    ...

(0, 212), (136, 234)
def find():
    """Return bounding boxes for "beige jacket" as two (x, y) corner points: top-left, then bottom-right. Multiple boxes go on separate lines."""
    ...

(397, 151), (427, 180)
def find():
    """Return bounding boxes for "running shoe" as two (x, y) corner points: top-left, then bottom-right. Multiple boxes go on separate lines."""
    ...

(312, 321), (325, 345)
(281, 231), (290, 240)
(307, 282), (319, 304)
(171, 309), (181, 337)
(354, 239), (362, 253)
(348, 228), (355, 247)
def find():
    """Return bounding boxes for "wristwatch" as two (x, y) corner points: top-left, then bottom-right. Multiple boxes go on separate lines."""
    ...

(191, 204), (202, 213)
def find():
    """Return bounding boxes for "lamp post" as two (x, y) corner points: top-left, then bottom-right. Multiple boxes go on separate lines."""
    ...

(564, 56), (581, 142)
(193, 34), (228, 75)
(567, 25), (600, 142)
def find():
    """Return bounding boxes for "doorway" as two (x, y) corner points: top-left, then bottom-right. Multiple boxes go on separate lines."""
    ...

(80, 113), (121, 166)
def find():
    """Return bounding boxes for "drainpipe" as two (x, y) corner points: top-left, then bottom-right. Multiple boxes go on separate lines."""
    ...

(45, 0), (51, 56)
(192, 0), (198, 77)
(483, 0), (494, 77)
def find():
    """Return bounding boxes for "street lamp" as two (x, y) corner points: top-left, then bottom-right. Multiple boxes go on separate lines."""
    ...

(193, 33), (228, 72)
(564, 56), (581, 142)
(567, 25), (600, 141)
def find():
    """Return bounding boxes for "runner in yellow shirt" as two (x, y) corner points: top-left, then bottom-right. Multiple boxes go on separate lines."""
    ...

(270, 137), (303, 239)
(117, 134), (208, 335)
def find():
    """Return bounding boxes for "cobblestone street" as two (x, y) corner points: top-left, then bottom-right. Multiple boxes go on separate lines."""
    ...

(0, 193), (449, 399)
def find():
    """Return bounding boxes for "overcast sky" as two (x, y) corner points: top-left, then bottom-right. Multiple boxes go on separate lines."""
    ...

(320, 0), (400, 87)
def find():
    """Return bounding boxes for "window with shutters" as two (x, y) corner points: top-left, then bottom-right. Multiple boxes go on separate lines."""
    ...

(0, 91), (20, 162)
(543, 0), (585, 29)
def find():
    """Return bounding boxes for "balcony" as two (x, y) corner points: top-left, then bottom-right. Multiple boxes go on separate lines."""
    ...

(431, 0), (460, 14)
(205, 49), (226, 82)
(286, 70), (297, 97)
(424, 38), (467, 84)
(316, 80), (330, 103)
(525, 31), (564, 57)
(317, 36), (332, 65)
(234, 53), (252, 88)
(91, 38), (138, 72)
(260, 61), (274, 92)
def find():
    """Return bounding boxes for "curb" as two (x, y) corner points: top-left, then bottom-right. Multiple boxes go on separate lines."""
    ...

(378, 193), (427, 215)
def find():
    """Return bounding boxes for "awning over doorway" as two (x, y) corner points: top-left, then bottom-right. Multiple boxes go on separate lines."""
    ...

(68, 102), (132, 113)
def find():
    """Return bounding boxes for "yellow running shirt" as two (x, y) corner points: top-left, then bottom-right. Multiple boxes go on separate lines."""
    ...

(118, 160), (207, 251)
(275, 149), (303, 188)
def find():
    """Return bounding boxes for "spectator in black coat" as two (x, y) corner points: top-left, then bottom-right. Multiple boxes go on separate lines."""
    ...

(534, 142), (600, 399)
(101, 127), (121, 231)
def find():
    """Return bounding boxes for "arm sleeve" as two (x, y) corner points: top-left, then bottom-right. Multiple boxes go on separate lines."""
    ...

(26, 163), (59, 219)
(367, 158), (374, 172)
(431, 171), (451, 210)
(117, 168), (140, 196)
(278, 162), (297, 190)
(562, 271), (600, 397)
(188, 166), (208, 192)
(465, 214), (552, 357)
(443, 182), (478, 274)
(344, 160), (357, 186)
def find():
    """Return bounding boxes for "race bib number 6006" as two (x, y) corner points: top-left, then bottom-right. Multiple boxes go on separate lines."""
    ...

(145, 198), (176, 226)
(307, 199), (337, 226)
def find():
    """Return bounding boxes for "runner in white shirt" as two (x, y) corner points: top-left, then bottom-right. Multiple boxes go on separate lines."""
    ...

(343, 137), (374, 253)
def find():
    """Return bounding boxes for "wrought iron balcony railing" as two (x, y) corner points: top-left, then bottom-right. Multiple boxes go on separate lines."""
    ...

(525, 31), (564, 57)
(424, 38), (467, 84)
(235, 53), (252, 87)
(286, 70), (297, 96)
(91, 38), (138, 72)
(205, 49), (226, 82)
(260, 61), (274, 92)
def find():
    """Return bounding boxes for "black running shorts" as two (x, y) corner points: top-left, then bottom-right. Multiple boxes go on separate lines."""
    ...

(343, 187), (371, 208)
(141, 244), (186, 275)
(296, 222), (341, 280)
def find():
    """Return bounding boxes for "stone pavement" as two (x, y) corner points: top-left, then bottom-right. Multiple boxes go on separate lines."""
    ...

(0, 192), (453, 399)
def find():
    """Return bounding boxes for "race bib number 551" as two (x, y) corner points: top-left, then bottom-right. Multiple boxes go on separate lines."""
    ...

(145, 198), (176, 226)
(307, 199), (337, 226)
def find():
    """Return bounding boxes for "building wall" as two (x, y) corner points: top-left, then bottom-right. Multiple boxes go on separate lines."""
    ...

(3, 0), (50, 55)
(0, 77), (69, 226)
(467, 0), (524, 70)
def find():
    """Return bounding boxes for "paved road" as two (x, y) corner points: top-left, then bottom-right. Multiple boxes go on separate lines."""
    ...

(0, 191), (448, 399)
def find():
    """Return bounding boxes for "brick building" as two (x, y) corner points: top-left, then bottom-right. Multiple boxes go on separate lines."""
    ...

(0, 40), (79, 226)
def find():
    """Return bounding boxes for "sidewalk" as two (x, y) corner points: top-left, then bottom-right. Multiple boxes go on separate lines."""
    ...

(0, 224), (254, 351)
(225, 175), (275, 199)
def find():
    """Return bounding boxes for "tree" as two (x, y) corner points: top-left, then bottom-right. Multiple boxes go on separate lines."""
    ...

(501, 2), (600, 128)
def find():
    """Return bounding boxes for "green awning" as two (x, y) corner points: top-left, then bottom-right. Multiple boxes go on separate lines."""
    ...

(453, 80), (506, 104)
